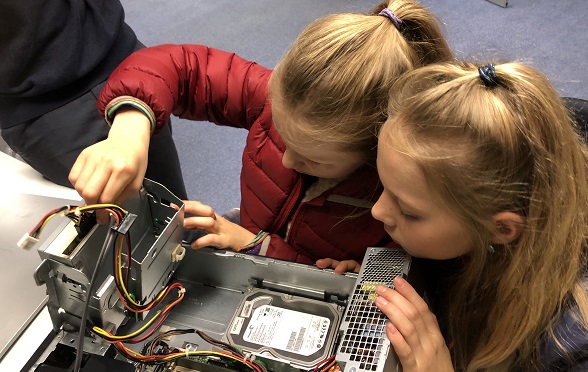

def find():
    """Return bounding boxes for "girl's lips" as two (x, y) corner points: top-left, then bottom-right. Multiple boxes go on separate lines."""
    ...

(383, 228), (411, 254)
(383, 226), (398, 243)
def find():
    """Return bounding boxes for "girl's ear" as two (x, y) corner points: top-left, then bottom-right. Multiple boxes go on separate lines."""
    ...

(489, 212), (525, 245)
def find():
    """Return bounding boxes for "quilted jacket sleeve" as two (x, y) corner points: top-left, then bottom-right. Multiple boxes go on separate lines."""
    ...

(97, 44), (271, 131)
(263, 234), (315, 264)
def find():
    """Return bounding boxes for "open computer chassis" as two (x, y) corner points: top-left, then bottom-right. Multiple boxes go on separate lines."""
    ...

(25, 180), (417, 372)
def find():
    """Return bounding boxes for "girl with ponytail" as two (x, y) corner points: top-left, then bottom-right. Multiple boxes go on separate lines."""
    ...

(373, 61), (588, 370)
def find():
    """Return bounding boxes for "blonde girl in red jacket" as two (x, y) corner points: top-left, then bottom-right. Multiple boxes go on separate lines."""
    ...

(69, 0), (453, 273)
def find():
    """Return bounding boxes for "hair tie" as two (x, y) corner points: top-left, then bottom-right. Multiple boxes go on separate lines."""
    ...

(478, 64), (499, 87)
(378, 8), (402, 30)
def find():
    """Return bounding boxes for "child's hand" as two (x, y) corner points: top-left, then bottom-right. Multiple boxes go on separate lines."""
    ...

(315, 258), (361, 274)
(183, 200), (256, 251)
(69, 108), (150, 222)
(374, 277), (453, 372)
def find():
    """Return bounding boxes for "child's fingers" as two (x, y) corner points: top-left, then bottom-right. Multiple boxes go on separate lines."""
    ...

(98, 172), (134, 206)
(335, 260), (361, 274)
(334, 261), (349, 274)
(375, 291), (422, 350)
(190, 233), (219, 250)
(315, 258), (335, 269)
(68, 152), (87, 186)
(72, 161), (104, 204)
(183, 200), (215, 217)
(375, 293), (423, 370)
(375, 281), (449, 371)
(392, 277), (432, 317)
(391, 277), (444, 337)
(184, 216), (217, 231)
(315, 259), (359, 274)
(384, 322), (417, 369)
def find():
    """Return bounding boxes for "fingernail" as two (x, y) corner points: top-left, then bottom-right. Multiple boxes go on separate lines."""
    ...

(375, 296), (388, 306)
(387, 323), (398, 334)
(393, 276), (406, 287)
(375, 285), (387, 295)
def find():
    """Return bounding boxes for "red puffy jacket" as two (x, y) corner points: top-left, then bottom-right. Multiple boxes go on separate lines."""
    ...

(98, 44), (393, 264)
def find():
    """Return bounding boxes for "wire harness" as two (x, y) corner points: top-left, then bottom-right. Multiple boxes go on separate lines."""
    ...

(28, 203), (340, 372)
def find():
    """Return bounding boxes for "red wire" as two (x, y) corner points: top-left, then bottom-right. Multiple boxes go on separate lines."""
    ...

(126, 289), (185, 343)
(313, 355), (335, 372)
(103, 286), (185, 343)
(125, 234), (131, 283)
(30, 206), (68, 235)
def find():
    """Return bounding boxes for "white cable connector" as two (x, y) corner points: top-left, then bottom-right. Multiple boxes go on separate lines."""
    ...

(171, 245), (186, 262)
(184, 343), (192, 357)
(17, 233), (39, 250)
(158, 325), (176, 341)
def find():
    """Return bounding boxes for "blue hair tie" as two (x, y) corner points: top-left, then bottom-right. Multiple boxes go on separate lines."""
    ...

(478, 64), (499, 87)
(378, 8), (402, 30)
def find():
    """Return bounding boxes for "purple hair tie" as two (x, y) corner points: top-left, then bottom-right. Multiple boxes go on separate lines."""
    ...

(378, 8), (402, 30)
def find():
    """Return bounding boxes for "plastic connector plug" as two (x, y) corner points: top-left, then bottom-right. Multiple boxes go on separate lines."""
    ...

(158, 325), (176, 341)
(18, 233), (39, 250)
(171, 245), (186, 262)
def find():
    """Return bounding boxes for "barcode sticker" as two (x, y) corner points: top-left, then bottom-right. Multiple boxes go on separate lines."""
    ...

(230, 316), (245, 334)
(241, 300), (254, 318)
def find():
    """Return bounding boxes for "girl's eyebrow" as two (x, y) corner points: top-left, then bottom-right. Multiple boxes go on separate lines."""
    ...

(395, 192), (427, 215)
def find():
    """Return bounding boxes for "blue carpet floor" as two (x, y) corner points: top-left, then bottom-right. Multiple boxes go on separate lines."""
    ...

(120, 0), (588, 213)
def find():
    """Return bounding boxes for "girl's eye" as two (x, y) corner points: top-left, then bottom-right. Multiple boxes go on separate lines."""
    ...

(306, 160), (322, 167)
(400, 210), (419, 221)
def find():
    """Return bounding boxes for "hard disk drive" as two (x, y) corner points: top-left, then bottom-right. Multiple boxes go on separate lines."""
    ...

(224, 288), (342, 369)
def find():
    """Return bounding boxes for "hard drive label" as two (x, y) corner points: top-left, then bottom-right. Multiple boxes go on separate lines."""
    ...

(230, 316), (245, 335)
(241, 300), (254, 317)
(243, 305), (330, 356)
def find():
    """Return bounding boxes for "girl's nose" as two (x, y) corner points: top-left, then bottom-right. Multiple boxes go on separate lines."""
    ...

(372, 193), (397, 228)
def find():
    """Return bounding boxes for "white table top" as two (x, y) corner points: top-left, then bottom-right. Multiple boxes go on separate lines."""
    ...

(0, 152), (82, 372)
(0, 152), (81, 200)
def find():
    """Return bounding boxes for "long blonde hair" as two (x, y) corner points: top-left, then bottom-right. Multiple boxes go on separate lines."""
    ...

(382, 62), (588, 370)
(270, 0), (453, 163)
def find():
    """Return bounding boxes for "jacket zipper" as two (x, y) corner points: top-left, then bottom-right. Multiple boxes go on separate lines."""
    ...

(272, 176), (303, 234)
(284, 200), (305, 244)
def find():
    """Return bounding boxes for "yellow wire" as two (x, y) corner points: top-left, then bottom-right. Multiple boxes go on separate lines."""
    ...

(93, 238), (183, 340)
(117, 343), (252, 367)
(116, 237), (167, 308)
(162, 350), (248, 363)
(92, 309), (163, 340)
(36, 204), (126, 237)
(37, 212), (61, 235)
(76, 204), (128, 214)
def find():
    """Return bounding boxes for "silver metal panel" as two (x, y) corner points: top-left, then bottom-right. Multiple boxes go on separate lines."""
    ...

(336, 247), (412, 372)
(167, 247), (358, 339)
(33, 179), (185, 338)
(174, 247), (357, 300)
(113, 248), (358, 370)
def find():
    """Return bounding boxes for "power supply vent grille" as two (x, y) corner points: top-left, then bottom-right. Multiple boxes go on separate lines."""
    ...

(336, 248), (411, 372)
